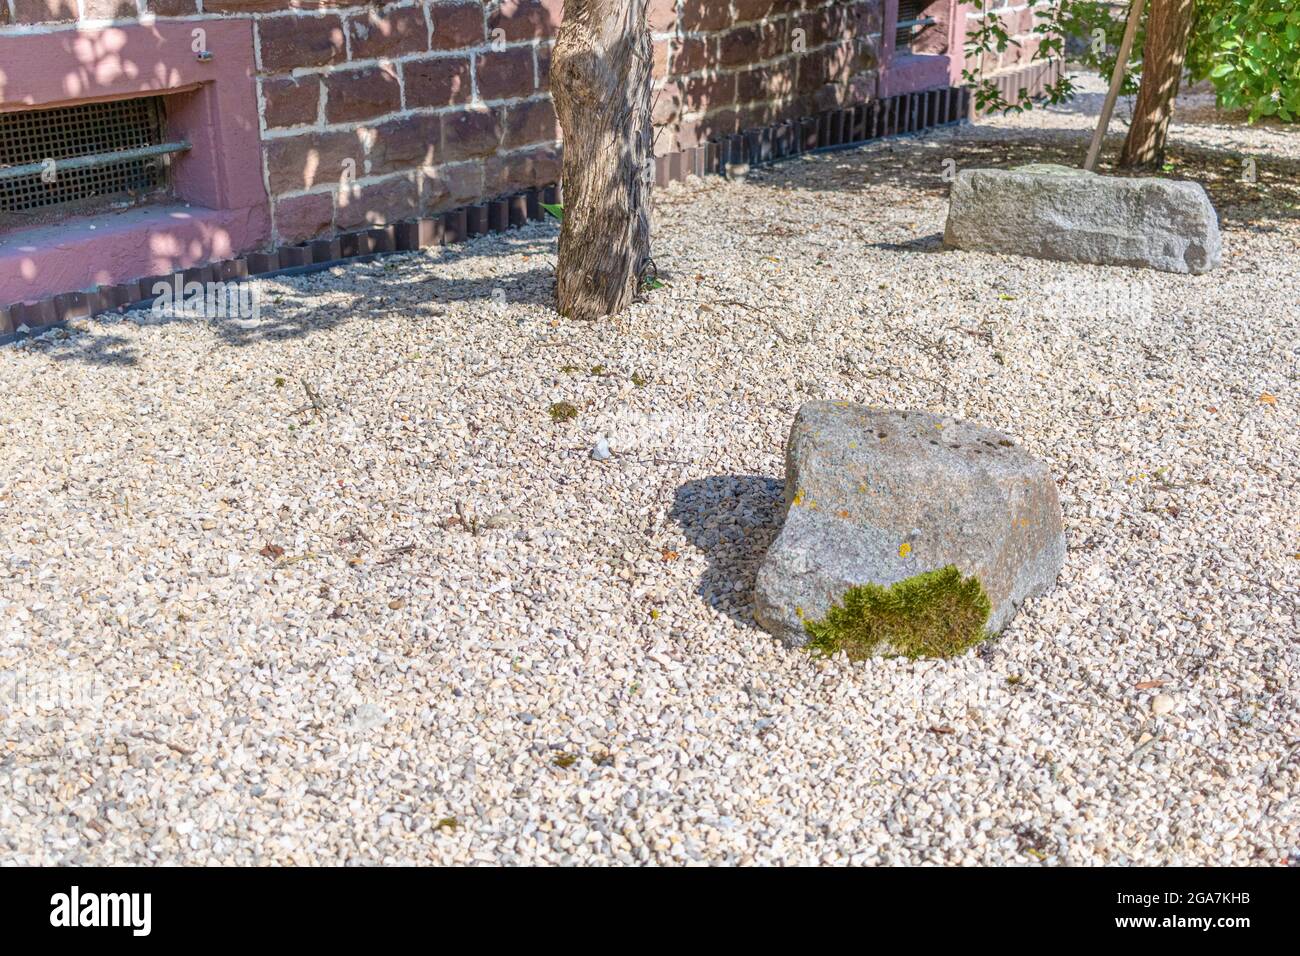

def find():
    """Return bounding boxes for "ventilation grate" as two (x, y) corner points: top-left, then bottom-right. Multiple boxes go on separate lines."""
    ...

(895, 0), (932, 55)
(0, 97), (175, 222)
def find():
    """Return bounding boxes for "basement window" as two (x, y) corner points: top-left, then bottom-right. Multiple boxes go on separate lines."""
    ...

(895, 0), (937, 55)
(0, 96), (191, 230)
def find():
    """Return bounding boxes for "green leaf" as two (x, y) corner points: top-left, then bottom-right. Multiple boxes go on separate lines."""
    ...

(540, 202), (564, 222)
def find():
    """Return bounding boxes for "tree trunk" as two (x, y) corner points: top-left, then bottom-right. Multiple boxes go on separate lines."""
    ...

(550, 0), (653, 321)
(1119, 0), (1196, 169)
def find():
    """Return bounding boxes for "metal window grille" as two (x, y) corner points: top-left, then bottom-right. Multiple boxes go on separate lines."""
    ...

(895, 1), (936, 54)
(0, 97), (187, 222)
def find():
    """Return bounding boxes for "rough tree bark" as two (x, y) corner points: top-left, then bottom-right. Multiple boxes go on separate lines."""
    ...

(550, 0), (653, 321)
(1119, 0), (1196, 169)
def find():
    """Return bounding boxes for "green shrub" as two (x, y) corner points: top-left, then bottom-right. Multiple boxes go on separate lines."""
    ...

(1188, 0), (1300, 122)
(964, 0), (1299, 123)
(803, 566), (992, 661)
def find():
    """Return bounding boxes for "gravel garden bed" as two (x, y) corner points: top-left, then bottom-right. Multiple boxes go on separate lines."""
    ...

(1, 85), (1296, 865)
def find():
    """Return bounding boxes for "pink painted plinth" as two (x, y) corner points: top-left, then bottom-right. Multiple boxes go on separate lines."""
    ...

(879, 54), (956, 97)
(0, 203), (269, 304)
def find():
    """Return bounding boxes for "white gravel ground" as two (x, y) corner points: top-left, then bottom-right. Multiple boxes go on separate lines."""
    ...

(2, 80), (1297, 865)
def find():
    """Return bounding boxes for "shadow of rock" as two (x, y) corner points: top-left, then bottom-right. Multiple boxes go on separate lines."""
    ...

(868, 231), (945, 253)
(669, 474), (786, 631)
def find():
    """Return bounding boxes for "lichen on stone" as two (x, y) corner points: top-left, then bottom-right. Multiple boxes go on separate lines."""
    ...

(803, 565), (992, 661)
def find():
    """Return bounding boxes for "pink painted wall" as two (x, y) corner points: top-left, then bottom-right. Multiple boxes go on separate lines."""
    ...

(0, 19), (270, 305)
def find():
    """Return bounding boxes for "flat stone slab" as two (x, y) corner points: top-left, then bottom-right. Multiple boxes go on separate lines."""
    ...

(943, 163), (1221, 274)
(753, 402), (1066, 650)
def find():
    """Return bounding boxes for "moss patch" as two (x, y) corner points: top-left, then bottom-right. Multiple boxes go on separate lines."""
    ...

(548, 401), (578, 423)
(803, 565), (991, 661)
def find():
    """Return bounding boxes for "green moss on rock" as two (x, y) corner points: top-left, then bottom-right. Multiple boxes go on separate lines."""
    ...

(803, 565), (991, 660)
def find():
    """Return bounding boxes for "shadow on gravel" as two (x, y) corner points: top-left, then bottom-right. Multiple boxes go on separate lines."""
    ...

(867, 232), (945, 253)
(209, 232), (558, 349)
(39, 332), (140, 367)
(19, 230), (559, 368)
(669, 474), (785, 630)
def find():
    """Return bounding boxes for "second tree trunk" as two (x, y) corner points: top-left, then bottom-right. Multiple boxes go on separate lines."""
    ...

(1120, 0), (1196, 169)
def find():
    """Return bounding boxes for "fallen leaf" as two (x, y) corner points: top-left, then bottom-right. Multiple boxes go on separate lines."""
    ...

(929, 725), (956, 735)
(1260, 392), (1277, 406)
(258, 543), (285, 560)
(660, 548), (679, 562)
(1134, 679), (1166, 690)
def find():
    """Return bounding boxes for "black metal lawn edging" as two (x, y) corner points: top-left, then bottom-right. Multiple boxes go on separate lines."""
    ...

(653, 84), (972, 187)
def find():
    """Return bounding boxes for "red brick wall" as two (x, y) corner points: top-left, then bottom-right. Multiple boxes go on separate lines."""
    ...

(2, 1), (888, 247)
(650, 1), (884, 152)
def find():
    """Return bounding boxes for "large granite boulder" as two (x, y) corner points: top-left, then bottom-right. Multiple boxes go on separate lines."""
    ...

(943, 163), (1221, 274)
(753, 402), (1066, 651)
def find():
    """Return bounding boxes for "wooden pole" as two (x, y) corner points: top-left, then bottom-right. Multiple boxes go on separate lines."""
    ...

(1083, 0), (1147, 172)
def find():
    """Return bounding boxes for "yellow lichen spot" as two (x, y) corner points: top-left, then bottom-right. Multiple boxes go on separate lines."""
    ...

(649, 609), (660, 620)
(792, 489), (805, 506)
(795, 606), (804, 619)
(935, 423), (943, 430)
(899, 542), (912, 558)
